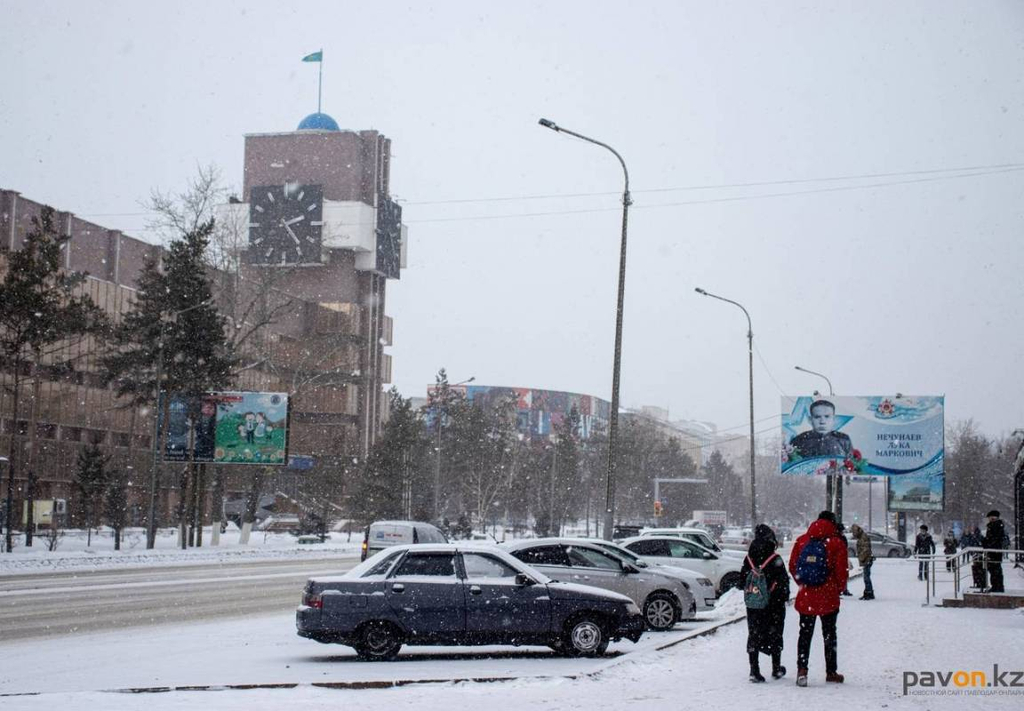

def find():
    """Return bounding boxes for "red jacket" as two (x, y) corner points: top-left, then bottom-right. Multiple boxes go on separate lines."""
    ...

(788, 518), (849, 616)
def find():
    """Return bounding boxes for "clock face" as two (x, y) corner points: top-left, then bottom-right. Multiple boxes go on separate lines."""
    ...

(375, 197), (402, 279)
(248, 184), (323, 265)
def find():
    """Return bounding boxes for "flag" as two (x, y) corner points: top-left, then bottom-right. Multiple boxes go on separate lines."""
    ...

(302, 51), (322, 63)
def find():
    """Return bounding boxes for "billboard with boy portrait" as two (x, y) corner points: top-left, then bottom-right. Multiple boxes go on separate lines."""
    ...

(780, 395), (945, 511)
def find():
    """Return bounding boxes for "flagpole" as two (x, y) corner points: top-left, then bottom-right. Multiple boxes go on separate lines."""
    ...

(317, 48), (323, 113)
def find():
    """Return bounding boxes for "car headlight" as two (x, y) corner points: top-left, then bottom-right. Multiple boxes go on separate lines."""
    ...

(626, 601), (642, 615)
(698, 577), (713, 587)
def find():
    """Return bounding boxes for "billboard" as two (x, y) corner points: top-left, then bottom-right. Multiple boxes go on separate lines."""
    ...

(162, 391), (290, 465)
(780, 395), (945, 511)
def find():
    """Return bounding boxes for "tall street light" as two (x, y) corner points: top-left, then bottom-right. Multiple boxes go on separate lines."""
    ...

(695, 288), (757, 526)
(433, 375), (474, 523)
(793, 364), (843, 521)
(539, 118), (630, 541)
(146, 297), (214, 550)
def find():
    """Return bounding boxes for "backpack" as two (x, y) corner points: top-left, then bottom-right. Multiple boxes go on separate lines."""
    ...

(795, 538), (830, 587)
(744, 553), (778, 609)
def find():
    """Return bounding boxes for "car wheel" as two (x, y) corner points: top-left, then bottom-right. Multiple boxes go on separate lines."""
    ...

(888, 548), (901, 558)
(562, 615), (609, 657)
(353, 621), (403, 661)
(718, 572), (743, 595)
(643, 593), (678, 631)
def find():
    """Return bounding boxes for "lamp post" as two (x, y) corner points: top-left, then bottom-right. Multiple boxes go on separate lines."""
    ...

(539, 117), (631, 541)
(0, 456), (9, 553)
(695, 287), (757, 526)
(432, 376), (474, 523)
(793, 365), (843, 521)
(145, 298), (214, 550)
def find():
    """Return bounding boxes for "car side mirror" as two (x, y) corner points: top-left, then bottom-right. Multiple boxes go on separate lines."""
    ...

(703, 552), (715, 560)
(514, 573), (535, 586)
(622, 563), (640, 574)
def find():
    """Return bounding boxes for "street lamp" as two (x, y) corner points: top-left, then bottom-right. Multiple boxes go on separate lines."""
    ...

(433, 376), (474, 523)
(695, 287), (757, 526)
(0, 455), (9, 553)
(539, 117), (631, 541)
(793, 365), (844, 521)
(145, 297), (214, 550)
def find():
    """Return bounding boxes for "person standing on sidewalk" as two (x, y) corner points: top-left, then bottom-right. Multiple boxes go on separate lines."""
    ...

(982, 510), (1006, 593)
(961, 525), (988, 590)
(741, 524), (791, 682)
(943, 529), (958, 572)
(849, 524), (875, 599)
(789, 511), (849, 687)
(914, 525), (935, 580)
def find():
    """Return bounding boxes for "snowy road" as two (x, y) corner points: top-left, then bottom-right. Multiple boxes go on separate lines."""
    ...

(0, 557), (360, 641)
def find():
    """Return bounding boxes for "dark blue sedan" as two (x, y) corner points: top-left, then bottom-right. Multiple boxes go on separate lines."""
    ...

(297, 544), (645, 660)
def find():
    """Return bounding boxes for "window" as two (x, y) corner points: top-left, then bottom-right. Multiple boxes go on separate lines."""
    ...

(86, 429), (106, 445)
(363, 551), (402, 578)
(511, 545), (570, 567)
(393, 553), (456, 578)
(113, 432), (132, 448)
(667, 540), (701, 559)
(462, 553), (518, 579)
(62, 426), (82, 442)
(35, 422), (57, 440)
(566, 546), (622, 570)
(626, 539), (668, 556)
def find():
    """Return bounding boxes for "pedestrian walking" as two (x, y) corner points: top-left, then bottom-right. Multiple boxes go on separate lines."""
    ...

(914, 525), (935, 580)
(837, 523), (853, 596)
(943, 529), (958, 572)
(961, 525), (988, 590)
(789, 511), (849, 687)
(741, 524), (790, 683)
(849, 524), (874, 599)
(982, 510), (1006, 593)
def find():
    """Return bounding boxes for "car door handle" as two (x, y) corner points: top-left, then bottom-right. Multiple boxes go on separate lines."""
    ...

(391, 583), (405, 593)
(469, 585), (482, 595)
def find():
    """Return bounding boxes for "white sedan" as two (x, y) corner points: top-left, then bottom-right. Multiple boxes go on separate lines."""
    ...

(622, 536), (745, 595)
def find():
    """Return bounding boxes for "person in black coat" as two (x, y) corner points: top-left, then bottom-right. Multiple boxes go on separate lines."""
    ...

(961, 525), (988, 590)
(742, 524), (791, 682)
(982, 510), (1006, 593)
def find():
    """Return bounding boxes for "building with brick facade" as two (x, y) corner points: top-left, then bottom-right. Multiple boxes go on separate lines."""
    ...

(0, 112), (405, 530)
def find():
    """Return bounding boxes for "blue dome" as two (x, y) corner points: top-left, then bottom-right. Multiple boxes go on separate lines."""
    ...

(297, 112), (340, 131)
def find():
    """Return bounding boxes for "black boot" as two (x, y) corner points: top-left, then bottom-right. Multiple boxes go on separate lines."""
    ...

(749, 651), (766, 683)
(771, 652), (786, 679)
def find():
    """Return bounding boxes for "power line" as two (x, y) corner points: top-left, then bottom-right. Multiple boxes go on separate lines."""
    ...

(753, 342), (789, 398)
(79, 161), (1024, 221)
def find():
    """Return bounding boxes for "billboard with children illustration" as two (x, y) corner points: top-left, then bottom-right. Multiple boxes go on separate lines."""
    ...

(162, 391), (290, 465)
(780, 395), (945, 511)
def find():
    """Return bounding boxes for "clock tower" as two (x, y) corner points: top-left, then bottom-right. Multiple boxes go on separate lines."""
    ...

(220, 112), (406, 457)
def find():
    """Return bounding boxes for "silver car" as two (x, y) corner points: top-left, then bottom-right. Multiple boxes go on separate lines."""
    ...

(503, 538), (696, 631)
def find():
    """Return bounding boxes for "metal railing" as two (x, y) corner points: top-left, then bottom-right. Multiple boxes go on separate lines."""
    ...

(917, 547), (1024, 606)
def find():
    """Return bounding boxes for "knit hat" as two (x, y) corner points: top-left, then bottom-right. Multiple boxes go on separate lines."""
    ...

(986, 510), (1000, 518)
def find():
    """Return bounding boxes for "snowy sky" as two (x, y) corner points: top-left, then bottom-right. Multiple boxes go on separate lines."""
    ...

(3, 1), (1023, 439)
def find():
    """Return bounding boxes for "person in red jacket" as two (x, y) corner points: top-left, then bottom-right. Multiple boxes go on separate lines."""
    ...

(788, 510), (849, 687)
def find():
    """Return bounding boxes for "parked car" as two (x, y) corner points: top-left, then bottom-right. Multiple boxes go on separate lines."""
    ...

(360, 520), (448, 561)
(849, 531), (913, 558)
(621, 535), (745, 595)
(502, 538), (694, 631)
(576, 538), (718, 613)
(611, 524), (643, 540)
(640, 527), (745, 560)
(717, 527), (755, 550)
(297, 544), (645, 659)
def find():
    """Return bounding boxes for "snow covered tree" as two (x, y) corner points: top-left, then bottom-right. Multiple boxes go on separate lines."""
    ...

(352, 389), (429, 521)
(74, 444), (109, 547)
(101, 218), (236, 548)
(0, 206), (106, 552)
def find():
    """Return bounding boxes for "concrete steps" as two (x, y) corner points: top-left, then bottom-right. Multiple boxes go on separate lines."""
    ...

(942, 591), (1024, 609)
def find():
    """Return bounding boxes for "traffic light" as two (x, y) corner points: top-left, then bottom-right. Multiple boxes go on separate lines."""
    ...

(653, 500), (663, 517)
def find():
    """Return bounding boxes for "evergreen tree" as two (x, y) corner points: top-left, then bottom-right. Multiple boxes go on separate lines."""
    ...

(701, 450), (743, 522)
(0, 207), (106, 552)
(101, 218), (236, 548)
(352, 389), (429, 522)
(105, 468), (129, 550)
(74, 444), (109, 547)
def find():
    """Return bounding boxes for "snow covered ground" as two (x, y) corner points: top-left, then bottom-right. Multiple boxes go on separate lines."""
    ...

(1, 558), (1022, 710)
(0, 526), (362, 575)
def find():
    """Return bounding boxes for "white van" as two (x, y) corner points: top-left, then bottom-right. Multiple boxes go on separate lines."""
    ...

(360, 520), (448, 560)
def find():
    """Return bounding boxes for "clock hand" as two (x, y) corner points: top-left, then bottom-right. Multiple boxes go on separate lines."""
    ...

(280, 219), (301, 244)
(283, 215), (306, 226)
